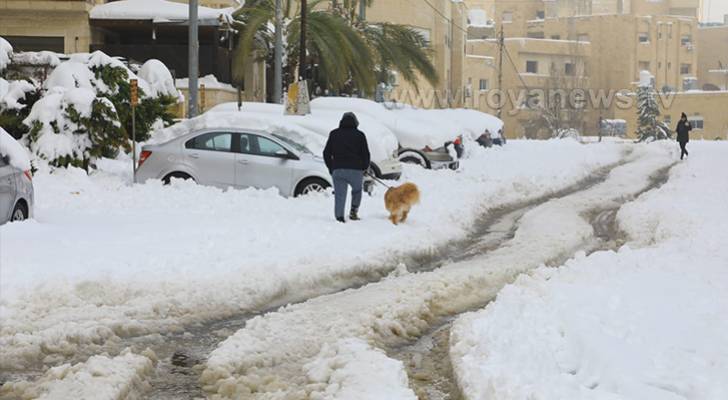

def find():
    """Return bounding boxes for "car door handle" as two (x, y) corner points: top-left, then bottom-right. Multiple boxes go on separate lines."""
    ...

(237, 160), (249, 165)
(189, 153), (200, 159)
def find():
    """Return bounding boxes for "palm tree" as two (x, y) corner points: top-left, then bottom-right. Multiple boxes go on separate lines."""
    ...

(231, 0), (437, 98)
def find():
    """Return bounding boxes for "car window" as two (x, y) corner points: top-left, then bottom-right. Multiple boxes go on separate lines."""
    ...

(238, 133), (253, 154)
(186, 132), (233, 152)
(272, 134), (311, 154)
(254, 136), (286, 157)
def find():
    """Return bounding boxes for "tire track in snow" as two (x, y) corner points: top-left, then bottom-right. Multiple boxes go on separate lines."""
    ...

(198, 149), (674, 399)
(389, 163), (675, 400)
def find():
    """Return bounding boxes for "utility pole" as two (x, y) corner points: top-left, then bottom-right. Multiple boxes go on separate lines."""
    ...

(359, 0), (366, 22)
(273, 0), (283, 103)
(299, 0), (307, 81)
(497, 23), (504, 119)
(188, 0), (199, 118)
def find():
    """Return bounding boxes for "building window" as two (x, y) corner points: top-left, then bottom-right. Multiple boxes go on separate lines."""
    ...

(565, 63), (576, 76)
(536, 11), (545, 20)
(688, 116), (704, 129)
(551, 35), (561, 40)
(668, 62), (672, 70)
(528, 32), (545, 39)
(658, 61), (662, 69)
(639, 61), (651, 72)
(577, 34), (590, 42)
(526, 61), (538, 74)
(479, 79), (489, 90)
(502, 12), (514, 22)
(639, 33), (649, 43)
(3, 35), (64, 53)
(681, 35), (692, 46)
(680, 63), (692, 74)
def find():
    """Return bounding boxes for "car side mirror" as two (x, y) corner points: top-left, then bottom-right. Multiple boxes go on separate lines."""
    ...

(275, 149), (297, 160)
(1, 155), (9, 165)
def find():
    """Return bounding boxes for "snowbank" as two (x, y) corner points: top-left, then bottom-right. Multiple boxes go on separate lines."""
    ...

(0, 140), (622, 372)
(207, 101), (399, 163)
(0, 350), (155, 400)
(305, 339), (417, 400)
(0, 36), (12, 71)
(0, 127), (31, 170)
(450, 142), (728, 400)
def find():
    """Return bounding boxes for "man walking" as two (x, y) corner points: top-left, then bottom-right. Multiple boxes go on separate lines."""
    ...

(323, 112), (371, 223)
(676, 113), (692, 160)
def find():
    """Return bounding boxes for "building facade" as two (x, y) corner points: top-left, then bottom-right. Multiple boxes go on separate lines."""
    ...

(461, 0), (725, 139)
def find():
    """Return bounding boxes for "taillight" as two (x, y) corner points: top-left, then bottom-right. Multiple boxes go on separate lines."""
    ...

(23, 170), (32, 181)
(138, 150), (152, 168)
(454, 137), (462, 146)
(423, 146), (433, 152)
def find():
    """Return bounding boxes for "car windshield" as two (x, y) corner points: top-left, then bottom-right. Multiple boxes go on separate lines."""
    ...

(272, 134), (311, 154)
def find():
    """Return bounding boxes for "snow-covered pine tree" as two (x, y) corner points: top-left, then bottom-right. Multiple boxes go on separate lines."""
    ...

(636, 72), (671, 142)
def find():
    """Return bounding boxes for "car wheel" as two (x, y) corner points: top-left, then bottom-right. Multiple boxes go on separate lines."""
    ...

(163, 172), (194, 185)
(296, 178), (330, 197)
(399, 152), (430, 169)
(11, 202), (28, 222)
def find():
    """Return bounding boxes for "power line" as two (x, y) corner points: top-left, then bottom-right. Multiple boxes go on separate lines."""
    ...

(420, 0), (470, 34)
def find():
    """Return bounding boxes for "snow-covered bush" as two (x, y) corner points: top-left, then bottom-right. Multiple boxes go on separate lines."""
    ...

(0, 36), (12, 73)
(22, 51), (178, 168)
(636, 75), (671, 142)
(0, 37), (43, 140)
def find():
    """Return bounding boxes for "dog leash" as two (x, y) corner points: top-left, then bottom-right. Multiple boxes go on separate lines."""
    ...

(365, 171), (393, 189)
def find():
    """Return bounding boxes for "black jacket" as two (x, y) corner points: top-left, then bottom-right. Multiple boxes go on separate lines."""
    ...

(676, 119), (692, 143)
(323, 114), (371, 172)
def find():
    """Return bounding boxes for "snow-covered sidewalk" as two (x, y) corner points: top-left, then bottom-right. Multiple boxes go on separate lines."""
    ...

(450, 141), (728, 400)
(0, 140), (623, 371)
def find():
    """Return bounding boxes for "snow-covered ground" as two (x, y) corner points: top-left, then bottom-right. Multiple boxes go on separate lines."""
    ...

(450, 141), (728, 400)
(199, 144), (671, 399)
(0, 140), (622, 376)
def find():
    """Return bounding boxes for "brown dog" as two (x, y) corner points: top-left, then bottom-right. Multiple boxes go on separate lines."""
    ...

(384, 182), (421, 225)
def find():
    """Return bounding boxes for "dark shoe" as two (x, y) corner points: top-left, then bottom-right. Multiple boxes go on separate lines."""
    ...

(349, 209), (360, 221)
(336, 217), (346, 223)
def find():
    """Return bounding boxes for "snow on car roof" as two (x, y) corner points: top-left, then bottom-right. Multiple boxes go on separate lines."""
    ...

(151, 111), (327, 155)
(0, 127), (31, 171)
(311, 97), (462, 150)
(207, 102), (398, 163)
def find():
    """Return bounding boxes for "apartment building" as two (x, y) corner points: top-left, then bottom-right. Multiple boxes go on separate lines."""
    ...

(366, 0), (469, 108)
(461, 0), (719, 138)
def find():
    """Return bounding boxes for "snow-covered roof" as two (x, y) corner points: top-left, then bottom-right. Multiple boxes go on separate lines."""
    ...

(90, 0), (231, 24)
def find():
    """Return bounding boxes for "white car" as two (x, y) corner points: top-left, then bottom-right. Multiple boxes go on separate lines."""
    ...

(311, 97), (461, 170)
(142, 112), (345, 196)
(208, 102), (402, 180)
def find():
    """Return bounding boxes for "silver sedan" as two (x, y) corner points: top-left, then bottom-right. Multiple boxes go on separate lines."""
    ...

(0, 154), (33, 225)
(135, 128), (333, 197)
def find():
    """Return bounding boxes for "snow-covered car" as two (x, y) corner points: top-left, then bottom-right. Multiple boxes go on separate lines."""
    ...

(137, 113), (335, 197)
(208, 102), (402, 180)
(0, 129), (33, 224)
(311, 97), (461, 170)
(424, 108), (505, 147)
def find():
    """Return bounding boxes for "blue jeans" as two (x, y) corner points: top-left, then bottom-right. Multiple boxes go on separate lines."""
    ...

(332, 169), (363, 218)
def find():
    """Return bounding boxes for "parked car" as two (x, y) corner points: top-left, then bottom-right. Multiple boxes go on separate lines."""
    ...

(208, 102), (402, 180)
(311, 97), (461, 170)
(0, 152), (33, 225)
(136, 126), (333, 197)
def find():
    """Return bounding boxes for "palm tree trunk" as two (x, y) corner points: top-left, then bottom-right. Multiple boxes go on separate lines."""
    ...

(299, 0), (307, 80)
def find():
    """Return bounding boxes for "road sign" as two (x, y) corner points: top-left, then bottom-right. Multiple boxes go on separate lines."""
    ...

(130, 79), (139, 107)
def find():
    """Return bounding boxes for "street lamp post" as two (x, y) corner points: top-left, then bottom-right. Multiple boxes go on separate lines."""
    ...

(188, 0), (199, 118)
